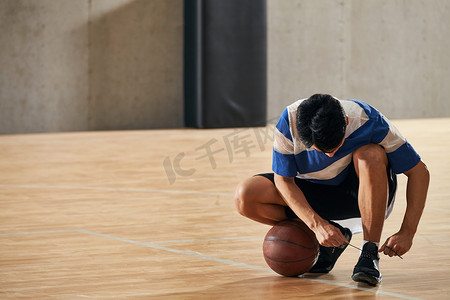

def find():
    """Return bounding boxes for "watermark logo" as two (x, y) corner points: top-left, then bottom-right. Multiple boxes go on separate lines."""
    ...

(163, 121), (277, 184)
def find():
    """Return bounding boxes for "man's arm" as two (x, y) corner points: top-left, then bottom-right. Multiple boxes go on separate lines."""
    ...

(274, 174), (348, 247)
(379, 160), (430, 256)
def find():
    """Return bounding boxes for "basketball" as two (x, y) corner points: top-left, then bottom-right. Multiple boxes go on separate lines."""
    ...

(263, 219), (319, 277)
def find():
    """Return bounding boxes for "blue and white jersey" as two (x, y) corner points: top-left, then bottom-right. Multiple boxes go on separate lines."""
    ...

(272, 98), (421, 185)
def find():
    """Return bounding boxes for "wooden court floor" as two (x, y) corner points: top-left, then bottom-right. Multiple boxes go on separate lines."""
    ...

(0, 118), (449, 299)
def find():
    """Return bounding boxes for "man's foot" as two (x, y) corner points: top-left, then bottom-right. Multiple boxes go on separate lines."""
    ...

(308, 222), (352, 273)
(352, 242), (382, 286)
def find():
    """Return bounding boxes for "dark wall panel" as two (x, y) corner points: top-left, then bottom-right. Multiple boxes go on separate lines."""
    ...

(184, 0), (267, 128)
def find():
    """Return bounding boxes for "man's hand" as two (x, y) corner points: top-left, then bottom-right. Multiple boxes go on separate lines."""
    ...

(379, 160), (429, 258)
(379, 231), (413, 257)
(274, 174), (350, 248)
(312, 221), (349, 247)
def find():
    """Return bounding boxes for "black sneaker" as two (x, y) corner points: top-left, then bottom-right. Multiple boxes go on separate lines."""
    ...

(308, 221), (352, 273)
(352, 242), (382, 286)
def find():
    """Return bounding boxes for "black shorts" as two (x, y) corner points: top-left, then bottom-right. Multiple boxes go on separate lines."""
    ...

(256, 163), (397, 221)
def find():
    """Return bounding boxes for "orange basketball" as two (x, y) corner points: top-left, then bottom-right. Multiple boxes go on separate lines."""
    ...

(263, 219), (319, 276)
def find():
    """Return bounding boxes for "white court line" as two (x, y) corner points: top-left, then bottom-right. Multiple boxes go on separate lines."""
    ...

(74, 229), (422, 300)
(0, 229), (74, 236)
(1, 183), (449, 213)
(75, 229), (269, 272)
(0, 184), (232, 197)
(0, 229), (425, 300)
(149, 237), (262, 244)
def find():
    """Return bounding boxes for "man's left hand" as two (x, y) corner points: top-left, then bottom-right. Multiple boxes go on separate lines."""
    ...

(379, 231), (413, 257)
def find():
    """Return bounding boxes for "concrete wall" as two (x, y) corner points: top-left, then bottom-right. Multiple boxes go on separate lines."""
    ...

(0, 0), (183, 134)
(267, 0), (345, 121)
(0, 0), (90, 133)
(267, 0), (450, 120)
(345, 0), (450, 118)
(89, 0), (183, 130)
(0, 0), (449, 134)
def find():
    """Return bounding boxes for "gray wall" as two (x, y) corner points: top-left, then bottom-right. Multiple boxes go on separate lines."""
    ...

(89, 0), (183, 131)
(0, 0), (183, 134)
(267, 0), (450, 120)
(1, 0), (449, 134)
(0, 0), (90, 133)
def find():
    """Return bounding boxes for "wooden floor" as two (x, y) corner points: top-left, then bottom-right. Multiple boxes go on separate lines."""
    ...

(0, 118), (449, 299)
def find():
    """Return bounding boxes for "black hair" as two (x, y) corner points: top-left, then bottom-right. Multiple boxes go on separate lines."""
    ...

(296, 94), (347, 152)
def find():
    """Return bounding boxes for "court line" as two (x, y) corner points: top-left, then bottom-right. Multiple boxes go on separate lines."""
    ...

(74, 230), (268, 272)
(2, 183), (449, 213)
(0, 229), (74, 236)
(149, 237), (262, 244)
(303, 277), (424, 300)
(150, 235), (450, 244)
(0, 229), (426, 299)
(0, 184), (232, 197)
(74, 229), (423, 300)
(2, 229), (447, 244)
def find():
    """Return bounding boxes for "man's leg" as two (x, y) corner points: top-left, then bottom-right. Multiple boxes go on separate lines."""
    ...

(353, 144), (389, 243)
(235, 174), (353, 274)
(234, 175), (287, 226)
(352, 144), (389, 285)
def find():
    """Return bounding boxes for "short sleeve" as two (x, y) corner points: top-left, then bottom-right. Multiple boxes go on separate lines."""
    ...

(272, 108), (298, 177)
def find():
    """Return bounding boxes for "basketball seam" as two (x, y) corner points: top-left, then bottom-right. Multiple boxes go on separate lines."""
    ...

(286, 220), (319, 247)
(264, 237), (315, 249)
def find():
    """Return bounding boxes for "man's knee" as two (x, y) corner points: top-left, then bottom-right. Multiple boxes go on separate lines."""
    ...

(234, 179), (254, 217)
(353, 144), (388, 172)
(234, 176), (280, 217)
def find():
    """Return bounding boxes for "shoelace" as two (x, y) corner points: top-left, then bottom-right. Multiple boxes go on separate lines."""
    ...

(347, 243), (403, 259)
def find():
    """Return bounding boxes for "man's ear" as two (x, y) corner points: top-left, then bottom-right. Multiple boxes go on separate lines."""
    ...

(346, 115), (349, 125)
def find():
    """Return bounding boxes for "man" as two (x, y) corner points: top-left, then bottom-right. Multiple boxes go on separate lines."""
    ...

(234, 94), (429, 286)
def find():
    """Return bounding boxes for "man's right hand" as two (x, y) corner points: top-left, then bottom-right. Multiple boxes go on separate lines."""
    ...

(274, 174), (350, 248)
(312, 221), (349, 247)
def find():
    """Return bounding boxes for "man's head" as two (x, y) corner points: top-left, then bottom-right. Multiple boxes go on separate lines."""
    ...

(296, 94), (347, 154)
